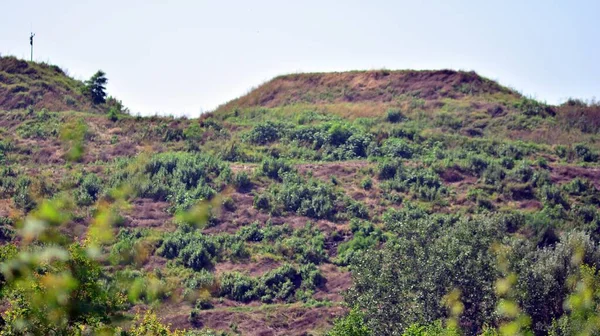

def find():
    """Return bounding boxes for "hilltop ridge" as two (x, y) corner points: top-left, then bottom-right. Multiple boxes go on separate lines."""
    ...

(0, 56), (95, 111)
(217, 69), (519, 112)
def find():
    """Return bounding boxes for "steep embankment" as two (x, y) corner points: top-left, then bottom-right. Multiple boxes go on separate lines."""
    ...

(0, 56), (93, 111)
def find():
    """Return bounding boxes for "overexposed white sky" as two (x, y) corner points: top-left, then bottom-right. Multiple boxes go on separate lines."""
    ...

(1, 0), (599, 116)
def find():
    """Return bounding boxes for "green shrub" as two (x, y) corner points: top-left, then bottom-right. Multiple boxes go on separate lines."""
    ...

(253, 193), (271, 211)
(0, 217), (14, 242)
(327, 123), (353, 146)
(219, 263), (316, 304)
(381, 166), (447, 202)
(435, 112), (462, 129)
(0, 168), (17, 198)
(299, 263), (324, 290)
(574, 144), (598, 162)
(107, 107), (119, 122)
(465, 155), (489, 176)
(512, 162), (534, 183)
(537, 157), (548, 168)
(571, 205), (599, 228)
(386, 109), (405, 123)
(222, 197), (236, 211)
(360, 177), (373, 190)
(158, 230), (219, 271)
(289, 124), (329, 149)
(328, 132), (373, 160)
(532, 170), (552, 187)
(377, 159), (402, 180)
(233, 171), (252, 192)
(259, 158), (294, 180)
(482, 163), (505, 185)
(257, 264), (301, 303)
(162, 127), (185, 142)
(219, 272), (258, 302)
(13, 176), (36, 212)
(539, 184), (569, 208)
(498, 143), (526, 160)
(75, 173), (103, 206)
(280, 224), (328, 264)
(555, 145), (568, 159)
(382, 138), (415, 159)
(346, 215), (503, 335)
(563, 178), (592, 196)
(277, 174), (337, 219)
(111, 152), (230, 212)
(194, 296), (213, 310)
(109, 228), (149, 266)
(327, 308), (372, 336)
(237, 222), (264, 242)
(337, 231), (380, 265)
(346, 199), (369, 219)
(506, 182), (534, 200)
(245, 121), (287, 145)
(516, 97), (555, 117)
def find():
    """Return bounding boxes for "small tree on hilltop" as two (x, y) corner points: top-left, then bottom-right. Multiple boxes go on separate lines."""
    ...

(86, 70), (108, 104)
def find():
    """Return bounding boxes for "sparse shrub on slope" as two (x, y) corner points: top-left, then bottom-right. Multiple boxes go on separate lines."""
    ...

(109, 228), (151, 266)
(111, 152), (231, 212)
(337, 221), (383, 265)
(386, 109), (405, 123)
(556, 99), (600, 133)
(276, 173), (337, 219)
(232, 171), (252, 192)
(380, 164), (447, 202)
(245, 121), (288, 145)
(13, 176), (36, 212)
(16, 110), (62, 139)
(157, 229), (219, 271)
(75, 173), (103, 206)
(258, 158), (295, 180)
(219, 263), (322, 303)
(515, 97), (555, 117)
(219, 272), (259, 302)
(377, 159), (403, 180)
(574, 144), (598, 163)
(382, 138), (417, 159)
(278, 223), (328, 264)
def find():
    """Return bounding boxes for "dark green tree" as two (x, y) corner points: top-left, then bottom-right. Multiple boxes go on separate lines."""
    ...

(346, 213), (503, 335)
(85, 70), (108, 104)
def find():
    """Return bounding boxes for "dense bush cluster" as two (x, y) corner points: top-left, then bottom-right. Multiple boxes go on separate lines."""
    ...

(254, 172), (339, 219)
(219, 263), (322, 303)
(75, 173), (103, 206)
(345, 204), (600, 335)
(158, 228), (219, 271)
(111, 152), (231, 211)
(245, 121), (289, 145)
(378, 159), (447, 202)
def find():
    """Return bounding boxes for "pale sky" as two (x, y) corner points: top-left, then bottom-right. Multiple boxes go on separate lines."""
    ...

(1, 0), (599, 116)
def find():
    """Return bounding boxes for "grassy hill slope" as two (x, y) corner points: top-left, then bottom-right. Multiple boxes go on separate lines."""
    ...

(0, 59), (600, 335)
(217, 70), (518, 110)
(0, 56), (95, 111)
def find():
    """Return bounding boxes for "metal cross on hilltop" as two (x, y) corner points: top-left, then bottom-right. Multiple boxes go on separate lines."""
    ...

(29, 32), (35, 61)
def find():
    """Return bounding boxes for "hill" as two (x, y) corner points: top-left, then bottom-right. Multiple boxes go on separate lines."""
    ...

(0, 58), (600, 335)
(0, 56), (95, 111)
(218, 69), (518, 111)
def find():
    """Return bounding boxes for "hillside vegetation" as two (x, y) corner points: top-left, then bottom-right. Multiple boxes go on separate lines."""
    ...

(0, 56), (103, 111)
(0, 58), (600, 335)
